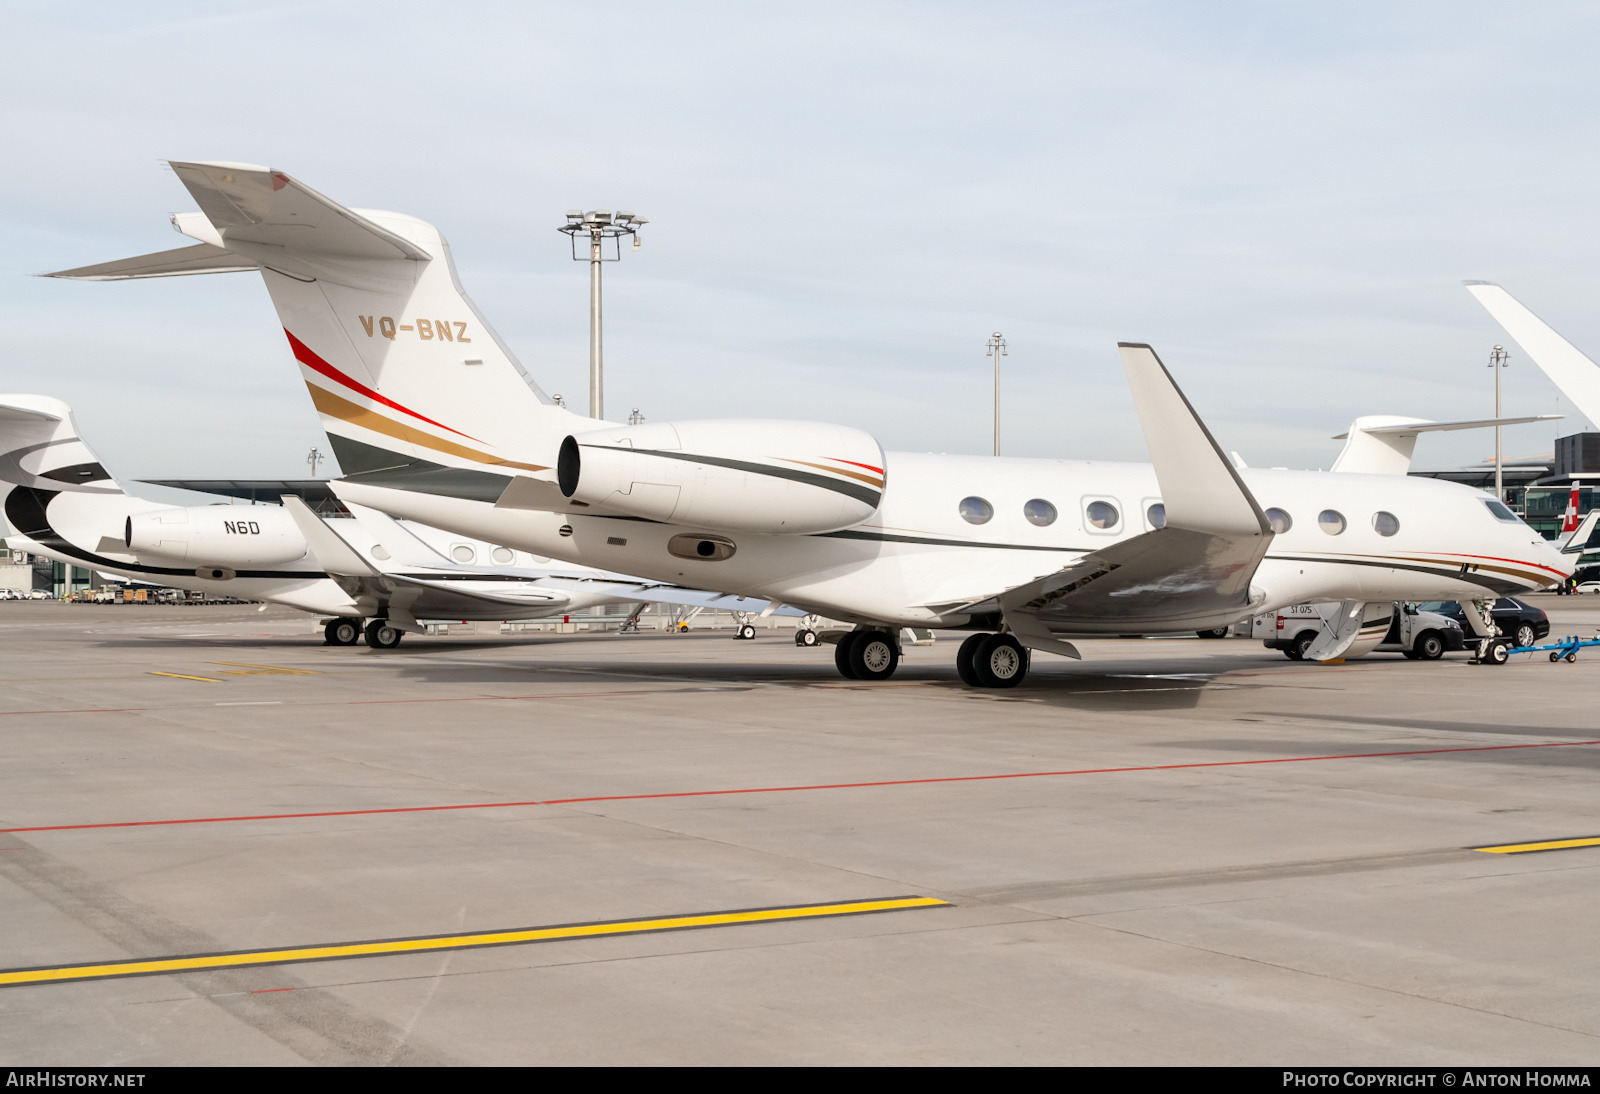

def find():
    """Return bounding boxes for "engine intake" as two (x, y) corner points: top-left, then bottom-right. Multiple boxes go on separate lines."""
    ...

(558, 419), (884, 535)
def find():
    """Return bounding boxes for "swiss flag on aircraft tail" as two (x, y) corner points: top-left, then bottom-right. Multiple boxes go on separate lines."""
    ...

(1563, 486), (1581, 534)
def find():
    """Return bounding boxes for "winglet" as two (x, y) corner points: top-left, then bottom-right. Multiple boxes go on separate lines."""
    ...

(1464, 282), (1600, 428)
(1117, 343), (1269, 536)
(281, 495), (376, 577)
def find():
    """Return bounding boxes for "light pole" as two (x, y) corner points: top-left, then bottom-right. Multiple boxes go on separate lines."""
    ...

(558, 209), (647, 420)
(1489, 344), (1510, 502)
(306, 446), (324, 478)
(986, 332), (1007, 456)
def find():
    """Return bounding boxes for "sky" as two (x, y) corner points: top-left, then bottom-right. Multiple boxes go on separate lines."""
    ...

(3, 1), (1600, 490)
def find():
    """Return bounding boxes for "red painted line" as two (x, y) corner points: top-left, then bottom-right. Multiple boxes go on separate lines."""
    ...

(4, 738), (1596, 836)
(285, 329), (483, 443)
(348, 690), (668, 706)
(250, 987), (294, 994)
(0, 708), (145, 716)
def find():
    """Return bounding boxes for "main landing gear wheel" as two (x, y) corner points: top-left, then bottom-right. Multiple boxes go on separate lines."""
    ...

(364, 619), (403, 649)
(848, 630), (900, 681)
(955, 633), (988, 687)
(735, 624), (757, 640)
(794, 628), (819, 647)
(835, 632), (862, 679)
(324, 617), (362, 646)
(974, 634), (1028, 688)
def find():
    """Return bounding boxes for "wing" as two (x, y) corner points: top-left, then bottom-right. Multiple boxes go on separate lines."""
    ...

(280, 495), (569, 627)
(1465, 281), (1600, 431)
(991, 343), (1273, 652)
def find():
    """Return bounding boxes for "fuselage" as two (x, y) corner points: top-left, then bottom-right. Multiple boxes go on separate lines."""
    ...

(2, 485), (638, 619)
(337, 451), (1571, 631)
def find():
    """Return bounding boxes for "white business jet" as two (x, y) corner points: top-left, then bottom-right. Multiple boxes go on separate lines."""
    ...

(0, 395), (785, 647)
(46, 162), (1571, 681)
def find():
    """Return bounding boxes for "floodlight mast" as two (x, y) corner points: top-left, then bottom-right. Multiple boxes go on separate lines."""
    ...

(986, 332), (1007, 456)
(558, 209), (647, 419)
(1489, 344), (1510, 503)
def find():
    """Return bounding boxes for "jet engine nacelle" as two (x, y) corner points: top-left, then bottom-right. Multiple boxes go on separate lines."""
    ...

(125, 505), (309, 567)
(558, 419), (885, 535)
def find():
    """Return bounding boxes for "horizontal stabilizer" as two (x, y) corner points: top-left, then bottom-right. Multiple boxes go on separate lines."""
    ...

(1465, 282), (1600, 429)
(1331, 414), (1563, 475)
(0, 402), (63, 423)
(168, 160), (430, 262)
(44, 242), (257, 281)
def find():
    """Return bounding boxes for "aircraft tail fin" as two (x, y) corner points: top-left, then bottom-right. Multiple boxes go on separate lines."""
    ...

(48, 161), (596, 507)
(0, 396), (125, 499)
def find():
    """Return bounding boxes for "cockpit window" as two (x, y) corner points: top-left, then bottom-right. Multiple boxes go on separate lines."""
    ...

(1483, 499), (1521, 523)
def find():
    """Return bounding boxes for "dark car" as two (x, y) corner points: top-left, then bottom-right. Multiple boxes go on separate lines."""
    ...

(1418, 598), (1550, 649)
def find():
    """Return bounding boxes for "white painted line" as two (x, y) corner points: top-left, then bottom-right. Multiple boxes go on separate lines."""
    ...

(215, 701), (283, 706)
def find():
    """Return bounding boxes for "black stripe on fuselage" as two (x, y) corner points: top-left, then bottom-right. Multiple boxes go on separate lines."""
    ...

(2, 487), (326, 580)
(815, 528), (1087, 552)
(586, 446), (882, 509)
(1268, 553), (1537, 594)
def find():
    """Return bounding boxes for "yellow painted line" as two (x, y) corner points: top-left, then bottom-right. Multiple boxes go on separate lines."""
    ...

(147, 672), (222, 683)
(208, 662), (320, 676)
(0, 896), (949, 987)
(1475, 836), (1600, 855)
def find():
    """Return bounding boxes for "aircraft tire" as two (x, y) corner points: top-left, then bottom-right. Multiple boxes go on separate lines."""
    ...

(325, 618), (362, 646)
(956, 633), (989, 687)
(364, 619), (403, 650)
(834, 632), (862, 679)
(1414, 631), (1444, 661)
(736, 624), (756, 640)
(975, 634), (1028, 688)
(849, 630), (900, 681)
(795, 628), (818, 647)
(1483, 639), (1510, 666)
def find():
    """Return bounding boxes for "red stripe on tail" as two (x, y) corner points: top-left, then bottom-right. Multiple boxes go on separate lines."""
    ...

(284, 330), (484, 444)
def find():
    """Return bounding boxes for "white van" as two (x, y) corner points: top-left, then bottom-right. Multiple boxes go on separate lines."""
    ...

(1250, 602), (1467, 661)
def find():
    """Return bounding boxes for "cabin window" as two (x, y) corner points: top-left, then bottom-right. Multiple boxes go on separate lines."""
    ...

(1265, 507), (1292, 534)
(1086, 500), (1120, 530)
(1023, 499), (1057, 527)
(1318, 510), (1346, 535)
(1372, 511), (1400, 537)
(492, 547), (515, 564)
(959, 497), (994, 524)
(1483, 499), (1520, 523)
(1146, 503), (1166, 529)
(451, 544), (476, 562)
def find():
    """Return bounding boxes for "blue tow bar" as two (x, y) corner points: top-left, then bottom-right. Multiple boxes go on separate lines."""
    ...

(1483, 634), (1600, 665)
